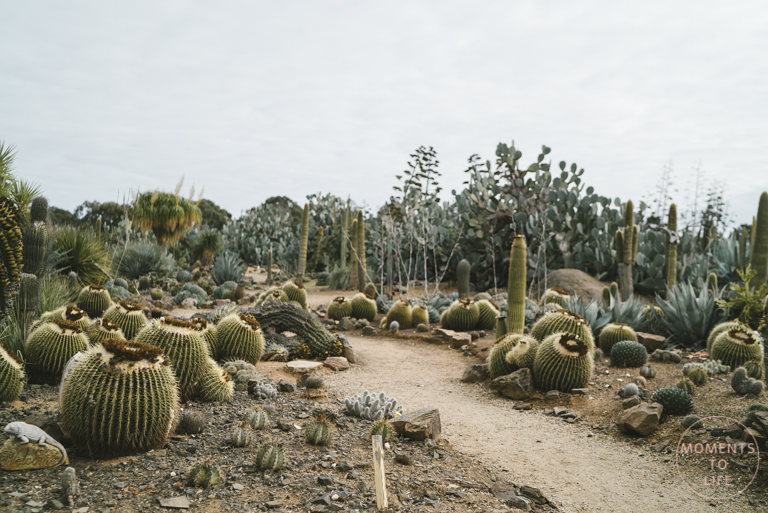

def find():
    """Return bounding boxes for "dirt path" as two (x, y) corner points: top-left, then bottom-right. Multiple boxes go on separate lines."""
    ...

(325, 334), (754, 513)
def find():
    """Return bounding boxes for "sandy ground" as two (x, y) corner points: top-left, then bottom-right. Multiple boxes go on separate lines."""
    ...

(324, 333), (758, 513)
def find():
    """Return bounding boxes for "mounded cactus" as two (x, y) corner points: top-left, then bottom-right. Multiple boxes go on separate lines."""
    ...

(244, 408), (269, 430)
(255, 443), (285, 471)
(134, 317), (210, 400)
(282, 280), (307, 309)
(457, 259), (471, 298)
(0, 343), (24, 402)
(745, 360), (763, 380)
(25, 318), (89, 380)
(495, 314), (507, 339)
(371, 419), (395, 442)
(598, 322), (638, 355)
(529, 309), (595, 351)
(228, 423), (253, 447)
(710, 327), (763, 370)
(187, 461), (223, 488)
(505, 335), (539, 370)
(177, 410), (207, 434)
(216, 312), (265, 364)
(475, 299), (499, 331)
(610, 340), (648, 368)
(198, 358), (234, 403)
(651, 386), (693, 415)
(706, 320), (748, 354)
(688, 366), (708, 386)
(489, 333), (522, 378)
(731, 367), (764, 396)
(255, 287), (289, 306)
(305, 374), (324, 389)
(349, 292), (376, 322)
(60, 338), (180, 457)
(384, 300), (412, 329)
(33, 304), (92, 333)
(150, 288), (164, 301)
(445, 298), (480, 332)
(506, 235), (526, 334)
(103, 301), (147, 340)
(473, 292), (492, 302)
(87, 318), (125, 345)
(411, 304), (429, 327)
(440, 308), (452, 330)
(533, 333), (594, 392)
(542, 287), (570, 306)
(138, 276), (152, 291)
(191, 318), (218, 359)
(327, 297), (353, 321)
(676, 378), (695, 395)
(305, 415), (335, 446)
(639, 365), (656, 378)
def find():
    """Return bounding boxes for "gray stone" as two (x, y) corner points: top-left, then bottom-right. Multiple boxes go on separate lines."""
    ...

(544, 390), (560, 399)
(265, 500), (283, 508)
(337, 317), (356, 331)
(682, 415), (703, 429)
(389, 321), (400, 333)
(47, 499), (65, 510)
(341, 344), (360, 364)
(461, 363), (489, 383)
(622, 396), (642, 409)
(571, 388), (589, 395)
(286, 360), (323, 373)
(232, 483), (244, 490)
(157, 496), (191, 509)
(505, 496), (532, 511)
(277, 380), (296, 393)
(553, 407), (567, 416)
(470, 331), (480, 341)
(323, 357), (350, 372)
(519, 485), (545, 502)
(636, 332), (665, 352)
(395, 453), (413, 465)
(361, 326), (377, 336)
(616, 402), (663, 436)
(489, 368), (533, 400)
(0, 438), (68, 470)
(390, 408), (441, 441)
(433, 328), (472, 343)
(180, 298), (198, 309)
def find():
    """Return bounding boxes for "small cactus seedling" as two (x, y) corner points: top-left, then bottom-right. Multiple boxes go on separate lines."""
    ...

(305, 375), (324, 389)
(187, 461), (224, 488)
(305, 415), (335, 446)
(250, 382), (278, 400)
(243, 408), (269, 430)
(651, 386), (694, 415)
(228, 423), (253, 447)
(371, 419), (395, 442)
(639, 365), (656, 379)
(687, 366), (708, 386)
(676, 378), (695, 395)
(150, 288), (164, 300)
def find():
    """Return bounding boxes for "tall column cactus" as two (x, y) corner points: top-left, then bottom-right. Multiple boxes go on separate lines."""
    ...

(23, 196), (48, 278)
(266, 248), (273, 285)
(614, 200), (637, 301)
(457, 259), (471, 298)
(315, 226), (324, 271)
(739, 226), (748, 270)
(297, 203), (309, 279)
(349, 217), (358, 290)
(340, 204), (348, 269)
(749, 191), (768, 288)
(0, 198), (22, 323)
(665, 203), (678, 289)
(506, 235), (527, 334)
(356, 210), (366, 291)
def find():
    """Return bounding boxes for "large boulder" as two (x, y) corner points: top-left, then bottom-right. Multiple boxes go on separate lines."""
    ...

(537, 269), (607, 303)
(390, 409), (441, 441)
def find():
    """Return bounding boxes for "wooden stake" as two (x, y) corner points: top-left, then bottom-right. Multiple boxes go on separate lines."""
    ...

(371, 434), (388, 510)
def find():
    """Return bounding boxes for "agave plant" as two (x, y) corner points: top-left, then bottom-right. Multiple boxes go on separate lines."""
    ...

(599, 290), (648, 331)
(327, 265), (350, 290)
(560, 293), (611, 335)
(113, 243), (175, 280)
(212, 251), (244, 285)
(653, 281), (722, 349)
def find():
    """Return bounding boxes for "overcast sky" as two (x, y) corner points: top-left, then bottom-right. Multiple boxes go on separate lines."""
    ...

(1, 1), (766, 226)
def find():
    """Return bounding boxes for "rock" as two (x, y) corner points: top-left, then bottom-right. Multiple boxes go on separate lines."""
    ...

(355, 319), (370, 328)
(341, 345), (360, 364)
(323, 357), (350, 372)
(571, 388), (588, 395)
(489, 368), (533, 400)
(389, 321), (400, 333)
(622, 396), (642, 409)
(317, 475), (335, 486)
(519, 485), (545, 502)
(277, 380), (296, 393)
(553, 406), (567, 416)
(470, 331), (480, 341)
(277, 420), (293, 431)
(461, 363), (489, 383)
(544, 390), (560, 400)
(514, 403), (532, 410)
(265, 500), (283, 508)
(285, 360), (323, 374)
(157, 496), (191, 509)
(433, 328), (472, 343)
(682, 415), (703, 429)
(337, 317), (356, 331)
(232, 483), (244, 490)
(416, 323), (429, 332)
(618, 383), (639, 398)
(395, 453), (413, 465)
(538, 269), (606, 303)
(47, 499), (65, 510)
(390, 408), (441, 441)
(478, 330), (486, 338)
(616, 402), (663, 436)
(505, 496), (532, 511)
(0, 438), (68, 470)
(361, 326), (377, 336)
(636, 332), (665, 352)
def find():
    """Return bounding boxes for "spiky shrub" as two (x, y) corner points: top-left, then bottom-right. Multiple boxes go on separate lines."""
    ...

(76, 285), (112, 318)
(489, 333), (522, 378)
(187, 461), (223, 488)
(706, 320), (747, 354)
(282, 280), (308, 310)
(177, 410), (207, 434)
(344, 391), (403, 420)
(371, 419), (394, 442)
(228, 423), (253, 447)
(688, 366), (708, 386)
(506, 235), (526, 334)
(653, 282), (719, 349)
(327, 297), (352, 321)
(475, 300), (498, 331)
(25, 318), (89, 380)
(731, 367), (764, 396)
(150, 288), (163, 300)
(255, 444), (285, 471)
(198, 359), (234, 402)
(244, 408), (269, 430)
(651, 386), (694, 415)
(542, 287), (570, 306)
(610, 340), (648, 368)
(174, 283), (208, 305)
(192, 229), (224, 266)
(744, 360), (763, 380)
(134, 317), (209, 400)
(212, 251), (245, 286)
(350, 292), (376, 321)
(22, 221), (47, 277)
(61, 339), (180, 457)
(88, 318), (125, 345)
(456, 259), (471, 298)
(411, 304), (429, 327)
(113, 243), (174, 281)
(710, 327), (763, 370)
(216, 313), (264, 364)
(251, 299), (342, 358)
(676, 378), (695, 395)
(533, 333), (593, 392)
(505, 335), (539, 370)
(529, 309), (595, 351)
(103, 301), (147, 340)
(51, 226), (108, 286)
(305, 415), (335, 446)
(598, 322), (638, 355)
(639, 365), (656, 378)
(0, 343), (24, 402)
(384, 300), (413, 329)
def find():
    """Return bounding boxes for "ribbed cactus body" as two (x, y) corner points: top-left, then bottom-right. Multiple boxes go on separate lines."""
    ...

(30, 196), (48, 223)
(349, 293), (376, 321)
(34, 304), (92, 333)
(256, 287), (289, 306)
(0, 198), (22, 322)
(598, 322), (637, 355)
(255, 444), (285, 471)
(749, 192), (768, 287)
(134, 318), (210, 400)
(371, 419), (394, 442)
(305, 417), (334, 446)
(0, 343), (24, 402)
(666, 203), (678, 288)
(349, 217), (358, 290)
(251, 300), (341, 358)
(60, 339), (180, 457)
(187, 462), (223, 488)
(384, 300), (412, 329)
(615, 200), (637, 301)
(707, 272), (718, 292)
(103, 301), (147, 340)
(610, 340), (648, 368)
(687, 366), (708, 386)
(711, 328), (763, 370)
(495, 314), (506, 339)
(475, 299), (499, 331)
(228, 423), (253, 447)
(529, 309), (595, 351)
(282, 281), (307, 310)
(676, 378), (695, 395)
(440, 308), (451, 330)
(473, 292), (492, 302)
(199, 358), (234, 402)
(26, 318), (89, 379)
(506, 235), (526, 334)
(298, 203), (309, 278)
(327, 297), (353, 321)
(411, 304), (429, 327)
(150, 288), (163, 300)
(202, 323), (219, 359)
(489, 333), (522, 378)
(542, 287), (569, 306)
(446, 298), (479, 332)
(533, 333), (594, 392)
(706, 320), (746, 354)
(76, 285), (113, 318)
(601, 287), (611, 306)
(87, 318), (125, 345)
(457, 259), (471, 298)
(216, 313), (264, 364)
(505, 335), (539, 370)
(18, 273), (39, 315)
(244, 409), (269, 430)
(22, 221), (47, 277)
(356, 210), (366, 292)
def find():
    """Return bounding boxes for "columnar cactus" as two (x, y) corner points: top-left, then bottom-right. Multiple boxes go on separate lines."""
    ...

(495, 314), (507, 339)
(103, 301), (147, 340)
(267, 248), (273, 285)
(710, 327), (763, 369)
(0, 198), (23, 323)
(349, 292), (376, 321)
(30, 196), (48, 223)
(349, 216), (358, 290)
(297, 202), (309, 278)
(506, 235), (526, 334)
(533, 333), (594, 392)
(665, 203), (678, 289)
(707, 272), (718, 293)
(384, 300), (412, 329)
(457, 259), (471, 298)
(327, 297), (353, 321)
(198, 358), (234, 402)
(340, 204), (348, 269)
(25, 318), (89, 380)
(749, 191), (768, 288)
(529, 309), (595, 351)
(22, 221), (47, 277)
(0, 343), (24, 402)
(598, 322), (637, 355)
(60, 338), (181, 457)
(76, 285), (113, 318)
(282, 280), (308, 310)
(18, 273), (39, 319)
(356, 210), (366, 292)
(216, 312), (265, 364)
(475, 300), (499, 331)
(87, 318), (125, 345)
(615, 200), (638, 301)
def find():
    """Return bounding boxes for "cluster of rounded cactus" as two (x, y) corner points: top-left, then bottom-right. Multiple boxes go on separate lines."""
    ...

(651, 386), (694, 415)
(213, 281), (238, 300)
(103, 301), (148, 340)
(222, 360), (260, 391)
(440, 298), (499, 332)
(488, 333), (523, 378)
(610, 341), (648, 368)
(282, 280), (308, 309)
(682, 360), (730, 376)
(255, 287), (289, 306)
(529, 309), (595, 352)
(216, 313), (264, 364)
(187, 461), (223, 488)
(706, 320), (748, 354)
(382, 300), (414, 329)
(710, 326), (763, 370)
(76, 285), (113, 318)
(542, 287), (570, 306)
(731, 367), (764, 396)
(176, 269), (193, 283)
(533, 333), (594, 393)
(86, 318), (125, 345)
(598, 322), (638, 355)
(639, 364), (656, 378)
(251, 381), (278, 400)
(0, 344), (24, 402)
(506, 335), (539, 371)
(174, 283), (208, 305)
(228, 423), (253, 447)
(344, 391), (403, 420)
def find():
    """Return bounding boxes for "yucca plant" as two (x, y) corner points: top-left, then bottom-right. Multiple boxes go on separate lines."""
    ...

(653, 281), (721, 349)
(212, 251), (244, 285)
(132, 187), (202, 246)
(113, 243), (175, 280)
(192, 229), (224, 266)
(51, 226), (109, 285)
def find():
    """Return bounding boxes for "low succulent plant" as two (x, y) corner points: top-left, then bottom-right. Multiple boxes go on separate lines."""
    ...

(744, 360), (763, 380)
(676, 378), (695, 395)
(639, 365), (656, 379)
(444, 298), (480, 332)
(228, 423), (253, 447)
(687, 366), (708, 386)
(305, 375), (324, 389)
(255, 443), (285, 471)
(305, 415), (335, 446)
(251, 381), (278, 400)
(610, 340), (648, 368)
(344, 391), (403, 420)
(150, 288), (164, 301)
(533, 333), (593, 393)
(243, 408), (269, 430)
(731, 367), (764, 396)
(177, 410), (207, 435)
(651, 386), (694, 415)
(187, 461), (223, 488)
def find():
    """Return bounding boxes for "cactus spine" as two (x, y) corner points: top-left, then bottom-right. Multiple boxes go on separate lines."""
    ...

(103, 301), (147, 340)
(349, 292), (376, 321)
(749, 191), (768, 288)
(665, 203), (678, 289)
(25, 318), (89, 380)
(305, 415), (335, 446)
(215, 312), (265, 364)
(327, 297), (353, 321)
(506, 234), (526, 334)
(199, 358), (234, 402)
(356, 210), (366, 292)
(457, 259), (471, 298)
(615, 200), (637, 301)
(76, 284), (113, 318)
(371, 419), (394, 442)
(489, 333), (521, 378)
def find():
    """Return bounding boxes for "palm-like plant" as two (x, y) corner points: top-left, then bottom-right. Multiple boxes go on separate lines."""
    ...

(654, 281), (722, 348)
(192, 229), (224, 266)
(132, 179), (202, 246)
